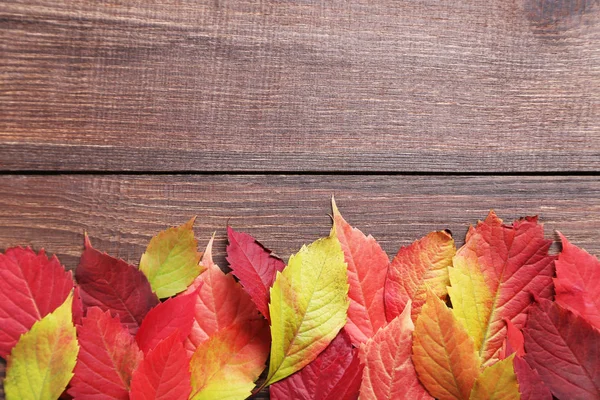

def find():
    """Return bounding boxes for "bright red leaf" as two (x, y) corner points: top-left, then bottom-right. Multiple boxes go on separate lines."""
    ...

(269, 330), (362, 400)
(69, 307), (143, 399)
(332, 198), (389, 345)
(130, 332), (192, 400)
(183, 237), (264, 355)
(135, 290), (197, 354)
(499, 318), (525, 359)
(524, 298), (600, 400)
(360, 301), (432, 400)
(0, 247), (73, 358)
(554, 232), (600, 330)
(226, 226), (285, 322)
(75, 235), (159, 335)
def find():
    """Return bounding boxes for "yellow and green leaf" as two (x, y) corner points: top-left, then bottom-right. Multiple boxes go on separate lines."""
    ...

(265, 230), (349, 386)
(139, 217), (203, 298)
(4, 293), (79, 400)
(469, 355), (520, 400)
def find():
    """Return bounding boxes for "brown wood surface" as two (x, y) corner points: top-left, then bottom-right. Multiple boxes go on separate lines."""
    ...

(1, 0), (600, 172)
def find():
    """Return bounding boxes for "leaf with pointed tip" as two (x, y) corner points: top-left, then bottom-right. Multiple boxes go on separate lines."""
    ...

(5, 293), (78, 400)
(385, 231), (455, 322)
(266, 232), (349, 386)
(512, 357), (552, 400)
(270, 330), (363, 400)
(68, 307), (143, 400)
(359, 301), (432, 400)
(189, 320), (270, 400)
(523, 299), (600, 400)
(332, 199), (389, 345)
(139, 218), (203, 298)
(499, 319), (525, 359)
(76, 235), (159, 334)
(451, 212), (555, 365)
(135, 290), (197, 354)
(554, 232), (600, 330)
(130, 332), (192, 400)
(226, 226), (285, 322)
(412, 290), (480, 400)
(469, 355), (519, 400)
(183, 237), (265, 355)
(0, 247), (73, 358)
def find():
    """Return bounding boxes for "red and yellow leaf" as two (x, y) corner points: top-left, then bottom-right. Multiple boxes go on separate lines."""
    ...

(189, 320), (269, 400)
(450, 212), (555, 365)
(130, 332), (192, 400)
(523, 299), (600, 400)
(360, 301), (433, 400)
(76, 235), (159, 334)
(139, 217), (203, 299)
(135, 290), (197, 354)
(332, 198), (389, 345)
(5, 293), (78, 400)
(183, 237), (265, 355)
(554, 232), (600, 330)
(412, 290), (480, 400)
(69, 307), (143, 400)
(270, 330), (363, 400)
(226, 226), (285, 322)
(0, 247), (73, 358)
(265, 231), (349, 386)
(469, 355), (519, 400)
(385, 231), (455, 322)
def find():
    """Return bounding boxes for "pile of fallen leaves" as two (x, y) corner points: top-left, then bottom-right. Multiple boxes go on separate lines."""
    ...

(1, 199), (599, 400)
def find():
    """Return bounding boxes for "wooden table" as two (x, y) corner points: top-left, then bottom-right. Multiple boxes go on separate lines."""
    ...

(1, 1), (599, 398)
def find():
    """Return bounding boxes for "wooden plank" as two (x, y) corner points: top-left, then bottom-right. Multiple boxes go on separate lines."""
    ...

(1, 0), (599, 172)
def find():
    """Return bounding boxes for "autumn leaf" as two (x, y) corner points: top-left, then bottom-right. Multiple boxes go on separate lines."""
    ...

(226, 226), (285, 322)
(523, 298), (600, 400)
(183, 236), (265, 355)
(139, 218), (203, 298)
(68, 307), (143, 400)
(265, 231), (349, 386)
(385, 230), (455, 322)
(270, 330), (363, 400)
(412, 290), (480, 400)
(450, 212), (555, 365)
(359, 301), (432, 400)
(135, 289), (197, 354)
(76, 235), (159, 334)
(469, 355), (519, 400)
(5, 293), (78, 400)
(189, 320), (269, 400)
(332, 198), (389, 345)
(554, 232), (600, 330)
(499, 319), (525, 359)
(129, 332), (192, 400)
(0, 247), (73, 358)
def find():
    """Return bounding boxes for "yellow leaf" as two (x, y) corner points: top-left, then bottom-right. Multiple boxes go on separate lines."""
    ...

(413, 289), (481, 400)
(265, 230), (349, 386)
(448, 254), (493, 351)
(5, 293), (78, 400)
(470, 355), (520, 400)
(139, 217), (203, 298)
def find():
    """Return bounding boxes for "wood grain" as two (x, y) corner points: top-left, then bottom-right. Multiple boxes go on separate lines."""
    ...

(1, 0), (599, 172)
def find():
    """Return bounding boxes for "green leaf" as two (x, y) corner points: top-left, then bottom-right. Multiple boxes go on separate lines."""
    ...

(265, 229), (349, 386)
(139, 217), (203, 298)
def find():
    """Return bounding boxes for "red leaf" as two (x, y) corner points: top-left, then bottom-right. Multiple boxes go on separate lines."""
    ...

(226, 226), (285, 322)
(555, 232), (600, 330)
(184, 237), (264, 355)
(500, 318), (525, 359)
(361, 301), (433, 400)
(75, 235), (159, 334)
(130, 332), (192, 400)
(72, 286), (84, 326)
(68, 307), (143, 399)
(524, 299), (600, 400)
(135, 290), (197, 354)
(332, 199), (389, 345)
(0, 247), (73, 358)
(513, 357), (552, 400)
(269, 330), (363, 400)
